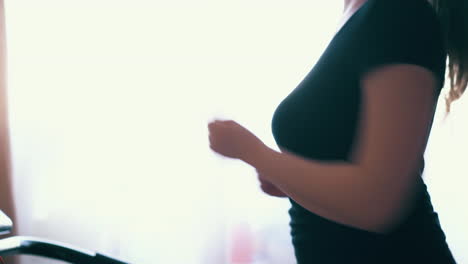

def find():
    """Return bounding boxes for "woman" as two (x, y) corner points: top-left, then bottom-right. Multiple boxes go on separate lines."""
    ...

(208, 0), (467, 263)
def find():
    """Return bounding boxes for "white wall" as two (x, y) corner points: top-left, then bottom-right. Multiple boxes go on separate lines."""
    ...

(425, 93), (468, 264)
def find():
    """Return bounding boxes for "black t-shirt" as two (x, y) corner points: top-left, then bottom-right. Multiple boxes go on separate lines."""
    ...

(271, 0), (456, 263)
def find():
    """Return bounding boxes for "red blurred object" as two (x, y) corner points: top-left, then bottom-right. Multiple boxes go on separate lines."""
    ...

(230, 222), (255, 263)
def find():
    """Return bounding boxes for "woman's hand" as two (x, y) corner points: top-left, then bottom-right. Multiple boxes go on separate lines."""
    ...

(207, 119), (286, 197)
(208, 119), (267, 164)
(258, 174), (288, 198)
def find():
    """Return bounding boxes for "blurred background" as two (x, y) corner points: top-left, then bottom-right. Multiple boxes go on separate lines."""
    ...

(0, 0), (466, 263)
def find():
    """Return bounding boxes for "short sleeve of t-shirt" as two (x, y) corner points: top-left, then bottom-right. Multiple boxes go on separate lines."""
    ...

(358, 0), (446, 90)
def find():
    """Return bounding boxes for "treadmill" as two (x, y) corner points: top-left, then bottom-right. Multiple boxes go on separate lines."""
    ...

(0, 210), (130, 264)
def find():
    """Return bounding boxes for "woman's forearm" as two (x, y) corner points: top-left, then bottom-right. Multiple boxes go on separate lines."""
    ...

(244, 145), (394, 233)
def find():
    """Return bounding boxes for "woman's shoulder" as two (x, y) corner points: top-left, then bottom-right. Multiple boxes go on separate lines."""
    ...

(369, 0), (438, 21)
(356, 0), (447, 89)
(362, 0), (442, 39)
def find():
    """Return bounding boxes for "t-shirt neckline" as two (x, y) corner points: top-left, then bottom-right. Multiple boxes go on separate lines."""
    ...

(333, 0), (372, 40)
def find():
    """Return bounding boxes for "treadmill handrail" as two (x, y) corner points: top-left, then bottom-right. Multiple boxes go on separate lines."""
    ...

(0, 236), (129, 264)
(0, 210), (12, 235)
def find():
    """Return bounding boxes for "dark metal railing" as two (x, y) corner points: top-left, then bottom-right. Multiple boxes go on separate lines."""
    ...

(0, 210), (130, 264)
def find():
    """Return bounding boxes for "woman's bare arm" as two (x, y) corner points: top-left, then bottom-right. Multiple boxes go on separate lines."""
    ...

(244, 64), (437, 234)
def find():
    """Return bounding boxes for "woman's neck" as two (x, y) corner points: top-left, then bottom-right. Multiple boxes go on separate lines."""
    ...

(336, 0), (368, 34)
(343, 0), (368, 13)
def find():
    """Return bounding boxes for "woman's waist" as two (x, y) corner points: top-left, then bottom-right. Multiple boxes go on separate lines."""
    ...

(287, 185), (444, 242)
